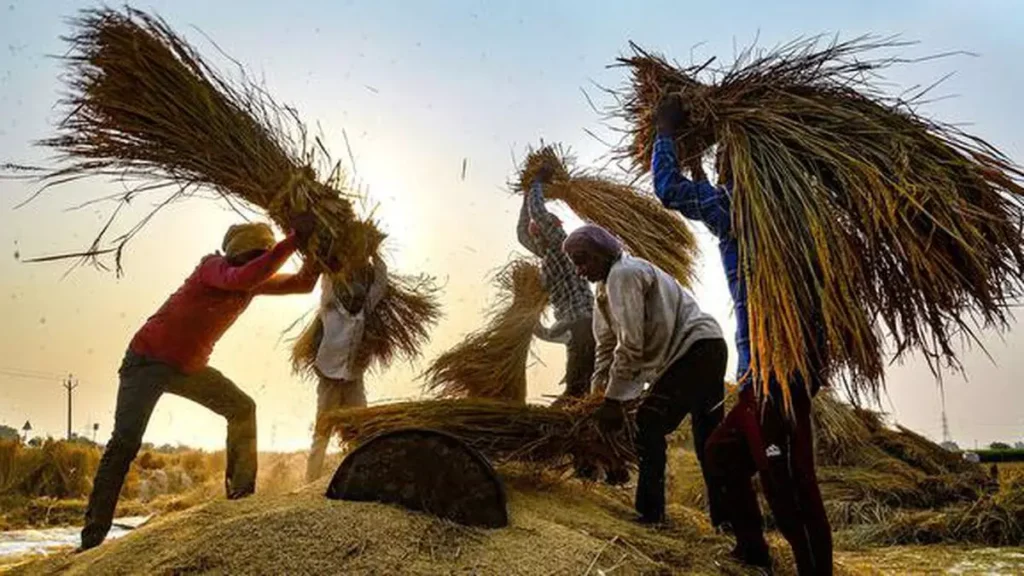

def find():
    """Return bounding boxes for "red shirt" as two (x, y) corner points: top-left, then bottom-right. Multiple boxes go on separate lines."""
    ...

(129, 235), (302, 373)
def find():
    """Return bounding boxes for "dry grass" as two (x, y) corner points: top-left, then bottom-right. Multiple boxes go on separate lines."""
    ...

(321, 397), (637, 476)
(0, 440), (330, 531)
(422, 258), (547, 403)
(290, 272), (443, 376)
(517, 145), (699, 286)
(12, 7), (440, 366)
(8, 472), (756, 576)
(614, 37), (1024, 405)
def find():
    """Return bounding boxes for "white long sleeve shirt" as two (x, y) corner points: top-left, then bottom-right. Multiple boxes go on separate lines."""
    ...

(591, 254), (723, 401)
(314, 259), (388, 381)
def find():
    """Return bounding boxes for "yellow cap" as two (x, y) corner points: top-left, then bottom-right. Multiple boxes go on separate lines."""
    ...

(222, 223), (276, 258)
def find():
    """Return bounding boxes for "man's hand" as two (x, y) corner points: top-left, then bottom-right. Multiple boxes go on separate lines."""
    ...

(593, 398), (626, 434)
(291, 212), (317, 244)
(655, 93), (688, 136)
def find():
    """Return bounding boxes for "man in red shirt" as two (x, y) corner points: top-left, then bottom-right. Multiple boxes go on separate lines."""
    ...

(81, 220), (318, 550)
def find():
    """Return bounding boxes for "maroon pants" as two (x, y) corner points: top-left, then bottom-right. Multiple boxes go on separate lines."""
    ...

(706, 382), (832, 575)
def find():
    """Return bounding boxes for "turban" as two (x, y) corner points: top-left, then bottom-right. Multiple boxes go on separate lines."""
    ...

(223, 223), (275, 258)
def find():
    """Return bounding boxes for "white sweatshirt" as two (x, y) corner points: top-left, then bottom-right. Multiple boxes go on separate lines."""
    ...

(314, 259), (388, 381)
(591, 254), (723, 401)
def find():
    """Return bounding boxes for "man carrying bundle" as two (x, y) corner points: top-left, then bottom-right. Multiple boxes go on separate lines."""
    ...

(305, 256), (388, 482)
(517, 165), (596, 406)
(652, 95), (832, 574)
(81, 220), (318, 551)
(562, 224), (728, 527)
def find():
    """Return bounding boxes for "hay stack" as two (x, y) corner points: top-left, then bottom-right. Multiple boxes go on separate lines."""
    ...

(23, 7), (440, 365)
(517, 145), (698, 286)
(321, 397), (636, 474)
(615, 38), (1024, 404)
(422, 258), (547, 403)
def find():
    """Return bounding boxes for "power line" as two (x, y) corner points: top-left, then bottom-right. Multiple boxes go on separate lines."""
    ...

(0, 366), (66, 380)
(0, 369), (63, 382)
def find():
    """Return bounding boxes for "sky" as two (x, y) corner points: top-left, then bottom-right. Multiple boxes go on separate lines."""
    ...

(1, 0), (1022, 451)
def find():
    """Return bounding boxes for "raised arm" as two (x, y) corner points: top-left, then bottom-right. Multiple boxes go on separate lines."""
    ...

(603, 264), (650, 402)
(527, 181), (567, 248)
(651, 136), (732, 238)
(516, 192), (540, 255)
(253, 256), (319, 295)
(365, 257), (389, 312)
(200, 234), (298, 291)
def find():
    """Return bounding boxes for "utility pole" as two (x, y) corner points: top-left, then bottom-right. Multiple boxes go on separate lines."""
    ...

(63, 374), (78, 441)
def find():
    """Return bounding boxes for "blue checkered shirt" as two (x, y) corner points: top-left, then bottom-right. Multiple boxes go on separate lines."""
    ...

(651, 135), (750, 387)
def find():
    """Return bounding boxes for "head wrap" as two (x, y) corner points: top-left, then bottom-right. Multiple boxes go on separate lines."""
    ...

(562, 224), (622, 260)
(223, 223), (275, 258)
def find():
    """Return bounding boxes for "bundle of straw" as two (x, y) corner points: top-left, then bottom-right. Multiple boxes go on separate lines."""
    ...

(517, 146), (698, 286)
(422, 259), (547, 403)
(320, 397), (637, 473)
(290, 273), (443, 376)
(22, 8), (440, 364)
(26, 8), (380, 276)
(614, 37), (1024, 403)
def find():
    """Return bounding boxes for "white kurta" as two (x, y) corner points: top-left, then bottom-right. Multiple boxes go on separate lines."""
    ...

(314, 259), (388, 381)
(591, 254), (723, 401)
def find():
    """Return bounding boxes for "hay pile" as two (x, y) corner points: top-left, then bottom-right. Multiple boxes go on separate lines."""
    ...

(666, 389), (1019, 548)
(517, 145), (699, 286)
(9, 474), (746, 576)
(615, 37), (1024, 404)
(18, 7), (439, 366)
(422, 259), (548, 403)
(321, 397), (637, 475)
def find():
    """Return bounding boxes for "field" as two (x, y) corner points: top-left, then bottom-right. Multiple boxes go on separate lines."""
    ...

(0, 439), (341, 531)
(2, 411), (1023, 574)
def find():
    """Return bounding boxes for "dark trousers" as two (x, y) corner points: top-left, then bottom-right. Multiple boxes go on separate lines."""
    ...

(81, 351), (257, 549)
(635, 338), (728, 524)
(564, 316), (596, 398)
(706, 378), (832, 575)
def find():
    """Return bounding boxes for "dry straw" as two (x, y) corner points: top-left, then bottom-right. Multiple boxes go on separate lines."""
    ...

(614, 37), (1024, 404)
(516, 145), (699, 286)
(320, 397), (637, 474)
(291, 273), (442, 375)
(422, 259), (547, 403)
(16, 7), (440, 365)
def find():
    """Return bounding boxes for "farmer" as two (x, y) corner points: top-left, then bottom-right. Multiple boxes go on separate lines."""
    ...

(81, 219), (318, 551)
(563, 224), (728, 526)
(516, 164), (596, 406)
(304, 256), (388, 482)
(652, 94), (833, 574)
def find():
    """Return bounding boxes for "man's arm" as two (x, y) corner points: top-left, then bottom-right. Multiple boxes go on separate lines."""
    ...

(590, 293), (617, 394)
(200, 234), (298, 291)
(365, 257), (389, 312)
(604, 265), (650, 402)
(534, 318), (572, 344)
(651, 136), (732, 238)
(253, 257), (319, 295)
(527, 181), (567, 248)
(516, 192), (540, 255)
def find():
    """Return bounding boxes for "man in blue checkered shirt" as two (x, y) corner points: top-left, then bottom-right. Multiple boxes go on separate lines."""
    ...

(517, 164), (596, 406)
(651, 94), (832, 575)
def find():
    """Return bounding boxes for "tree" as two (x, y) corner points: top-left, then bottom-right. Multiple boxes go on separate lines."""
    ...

(989, 441), (1012, 450)
(0, 424), (18, 440)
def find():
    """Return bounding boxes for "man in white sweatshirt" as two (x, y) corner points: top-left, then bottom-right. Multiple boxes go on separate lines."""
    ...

(304, 257), (388, 482)
(563, 224), (728, 526)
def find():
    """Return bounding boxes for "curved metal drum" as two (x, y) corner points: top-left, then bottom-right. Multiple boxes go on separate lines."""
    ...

(325, 428), (508, 528)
